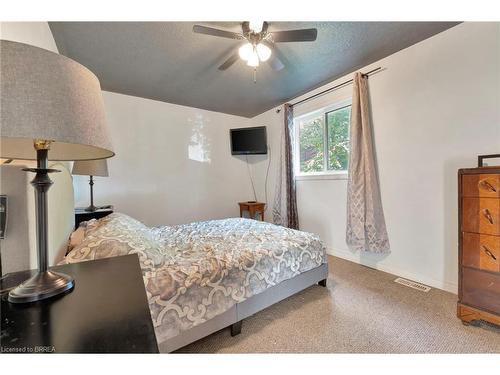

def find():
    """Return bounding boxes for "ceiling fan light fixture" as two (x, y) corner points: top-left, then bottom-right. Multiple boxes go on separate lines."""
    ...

(249, 20), (263, 33)
(256, 43), (272, 62)
(247, 52), (260, 67)
(194, 21), (318, 75)
(238, 43), (253, 61)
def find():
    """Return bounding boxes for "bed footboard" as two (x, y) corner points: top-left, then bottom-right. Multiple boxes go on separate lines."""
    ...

(236, 263), (328, 321)
(160, 263), (328, 353)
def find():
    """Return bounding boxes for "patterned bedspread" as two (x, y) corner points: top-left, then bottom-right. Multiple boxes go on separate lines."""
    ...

(61, 213), (326, 343)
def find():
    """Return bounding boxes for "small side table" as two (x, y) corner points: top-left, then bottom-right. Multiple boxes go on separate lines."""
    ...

(75, 207), (113, 229)
(1, 254), (158, 353)
(238, 201), (266, 221)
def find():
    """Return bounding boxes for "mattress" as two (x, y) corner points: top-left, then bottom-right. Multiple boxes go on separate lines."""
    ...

(61, 213), (327, 344)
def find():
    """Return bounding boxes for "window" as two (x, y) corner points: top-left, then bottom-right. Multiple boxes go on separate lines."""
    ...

(294, 101), (351, 179)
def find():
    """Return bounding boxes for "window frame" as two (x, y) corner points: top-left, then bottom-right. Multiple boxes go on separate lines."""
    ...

(293, 99), (352, 180)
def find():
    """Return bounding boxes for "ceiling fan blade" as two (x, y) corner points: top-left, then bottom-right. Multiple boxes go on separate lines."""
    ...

(193, 25), (243, 40)
(261, 41), (285, 71)
(271, 28), (317, 43)
(218, 52), (240, 71)
(268, 54), (285, 71)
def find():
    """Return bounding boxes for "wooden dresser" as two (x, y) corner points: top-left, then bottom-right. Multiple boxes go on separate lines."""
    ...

(458, 166), (500, 326)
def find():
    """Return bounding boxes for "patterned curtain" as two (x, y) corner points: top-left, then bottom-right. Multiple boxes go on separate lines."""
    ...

(346, 73), (390, 253)
(272, 103), (299, 229)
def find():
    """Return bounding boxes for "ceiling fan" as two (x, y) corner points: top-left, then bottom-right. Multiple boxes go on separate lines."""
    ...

(192, 21), (318, 75)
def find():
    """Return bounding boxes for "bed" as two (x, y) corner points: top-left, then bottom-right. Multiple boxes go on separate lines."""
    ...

(61, 213), (328, 352)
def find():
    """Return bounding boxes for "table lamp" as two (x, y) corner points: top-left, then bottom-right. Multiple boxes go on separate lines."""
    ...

(0, 40), (114, 303)
(72, 159), (109, 212)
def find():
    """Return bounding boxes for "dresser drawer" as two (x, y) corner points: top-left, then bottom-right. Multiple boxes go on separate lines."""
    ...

(462, 174), (500, 198)
(461, 267), (500, 315)
(462, 197), (500, 235)
(462, 232), (500, 273)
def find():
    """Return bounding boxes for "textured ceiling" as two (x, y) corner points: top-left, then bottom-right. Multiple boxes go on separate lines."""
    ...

(49, 22), (459, 118)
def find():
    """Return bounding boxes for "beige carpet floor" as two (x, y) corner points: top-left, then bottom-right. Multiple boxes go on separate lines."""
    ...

(176, 256), (500, 353)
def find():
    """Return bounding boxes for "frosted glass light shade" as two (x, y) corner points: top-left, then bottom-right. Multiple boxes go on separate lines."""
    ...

(72, 159), (109, 177)
(247, 52), (260, 67)
(256, 43), (272, 62)
(249, 20), (263, 33)
(0, 40), (114, 161)
(238, 43), (253, 61)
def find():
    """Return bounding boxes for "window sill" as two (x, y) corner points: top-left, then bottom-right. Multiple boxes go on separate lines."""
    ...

(295, 172), (348, 181)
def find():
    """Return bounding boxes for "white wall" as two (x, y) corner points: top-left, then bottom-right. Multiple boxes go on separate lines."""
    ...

(0, 22), (75, 272)
(73, 91), (256, 226)
(0, 22), (58, 52)
(253, 22), (500, 293)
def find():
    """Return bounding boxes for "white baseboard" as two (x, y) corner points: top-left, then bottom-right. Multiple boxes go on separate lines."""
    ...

(327, 247), (458, 294)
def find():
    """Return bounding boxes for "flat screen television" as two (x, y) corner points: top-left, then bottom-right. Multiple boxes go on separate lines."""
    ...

(230, 126), (267, 155)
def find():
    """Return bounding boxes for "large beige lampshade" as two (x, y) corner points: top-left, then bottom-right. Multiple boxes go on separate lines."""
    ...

(72, 159), (109, 177)
(0, 40), (114, 161)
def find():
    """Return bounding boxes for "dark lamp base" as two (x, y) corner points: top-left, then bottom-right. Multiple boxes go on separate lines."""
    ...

(8, 270), (75, 304)
(84, 205), (97, 212)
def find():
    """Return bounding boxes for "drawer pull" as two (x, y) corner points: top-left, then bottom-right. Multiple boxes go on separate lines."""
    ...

(479, 180), (497, 192)
(483, 209), (494, 225)
(482, 245), (497, 261)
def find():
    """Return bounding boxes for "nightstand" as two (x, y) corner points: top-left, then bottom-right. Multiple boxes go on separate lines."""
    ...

(0, 254), (158, 353)
(75, 206), (113, 229)
(238, 201), (266, 221)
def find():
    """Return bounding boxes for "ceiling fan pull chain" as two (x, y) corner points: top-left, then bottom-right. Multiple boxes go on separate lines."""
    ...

(253, 68), (257, 83)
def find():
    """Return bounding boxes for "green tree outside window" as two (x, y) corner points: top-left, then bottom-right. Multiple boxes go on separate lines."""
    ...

(327, 106), (350, 171)
(298, 105), (351, 174)
(298, 116), (324, 172)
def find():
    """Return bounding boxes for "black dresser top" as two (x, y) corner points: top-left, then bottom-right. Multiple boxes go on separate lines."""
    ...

(1, 254), (158, 353)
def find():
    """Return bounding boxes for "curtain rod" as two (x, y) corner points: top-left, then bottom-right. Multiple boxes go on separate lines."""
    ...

(290, 67), (383, 107)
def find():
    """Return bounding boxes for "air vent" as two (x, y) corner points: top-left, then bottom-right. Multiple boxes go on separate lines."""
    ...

(394, 277), (431, 292)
